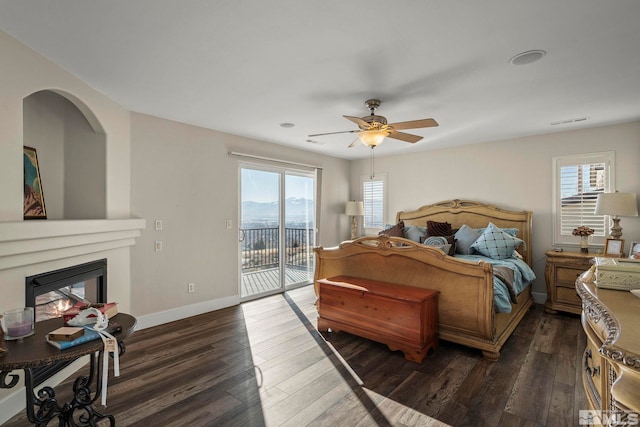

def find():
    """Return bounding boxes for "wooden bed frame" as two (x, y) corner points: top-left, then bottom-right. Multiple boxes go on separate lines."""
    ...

(313, 199), (533, 361)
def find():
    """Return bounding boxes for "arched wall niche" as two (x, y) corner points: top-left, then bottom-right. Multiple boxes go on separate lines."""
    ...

(23, 90), (107, 219)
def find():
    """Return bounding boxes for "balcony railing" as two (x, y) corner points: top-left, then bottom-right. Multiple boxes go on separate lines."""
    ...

(241, 227), (314, 272)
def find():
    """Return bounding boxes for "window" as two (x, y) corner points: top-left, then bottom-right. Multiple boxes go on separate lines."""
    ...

(361, 173), (387, 234)
(553, 152), (614, 246)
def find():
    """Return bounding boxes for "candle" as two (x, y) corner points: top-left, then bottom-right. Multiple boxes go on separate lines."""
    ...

(3, 308), (34, 339)
(7, 322), (33, 338)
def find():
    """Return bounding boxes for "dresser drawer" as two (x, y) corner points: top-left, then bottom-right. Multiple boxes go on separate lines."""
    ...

(583, 321), (606, 410)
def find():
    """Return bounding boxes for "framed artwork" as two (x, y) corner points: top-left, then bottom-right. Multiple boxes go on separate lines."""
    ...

(628, 241), (640, 259)
(604, 238), (624, 257)
(23, 146), (47, 219)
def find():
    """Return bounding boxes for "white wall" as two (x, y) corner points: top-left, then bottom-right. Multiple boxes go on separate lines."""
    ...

(129, 113), (350, 320)
(0, 30), (139, 423)
(350, 121), (640, 299)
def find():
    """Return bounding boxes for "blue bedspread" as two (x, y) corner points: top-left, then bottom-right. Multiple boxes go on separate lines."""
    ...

(456, 255), (536, 313)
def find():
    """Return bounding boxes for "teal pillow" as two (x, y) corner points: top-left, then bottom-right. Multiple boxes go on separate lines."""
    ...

(471, 222), (523, 260)
(454, 224), (481, 255)
(404, 225), (427, 242)
(476, 226), (519, 237)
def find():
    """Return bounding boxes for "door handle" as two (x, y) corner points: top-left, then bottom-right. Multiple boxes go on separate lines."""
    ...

(239, 228), (245, 242)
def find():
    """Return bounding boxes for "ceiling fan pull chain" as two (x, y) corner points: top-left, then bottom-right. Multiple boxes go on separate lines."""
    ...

(370, 146), (375, 179)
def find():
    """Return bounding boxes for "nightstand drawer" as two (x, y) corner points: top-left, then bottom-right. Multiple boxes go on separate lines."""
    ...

(556, 266), (589, 284)
(556, 286), (581, 305)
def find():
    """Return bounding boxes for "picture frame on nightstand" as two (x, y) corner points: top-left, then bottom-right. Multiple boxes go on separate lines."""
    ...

(604, 238), (624, 256)
(628, 241), (640, 259)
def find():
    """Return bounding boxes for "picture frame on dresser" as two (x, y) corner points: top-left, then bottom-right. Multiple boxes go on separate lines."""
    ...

(604, 238), (624, 256)
(23, 146), (47, 219)
(628, 241), (640, 259)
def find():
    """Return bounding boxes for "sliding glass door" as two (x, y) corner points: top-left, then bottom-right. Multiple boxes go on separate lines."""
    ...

(239, 164), (316, 300)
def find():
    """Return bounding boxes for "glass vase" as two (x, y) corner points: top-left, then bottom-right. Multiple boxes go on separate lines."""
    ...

(579, 235), (590, 253)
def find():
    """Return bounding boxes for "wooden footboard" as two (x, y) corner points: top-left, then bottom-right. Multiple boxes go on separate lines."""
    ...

(313, 236), (532, 360)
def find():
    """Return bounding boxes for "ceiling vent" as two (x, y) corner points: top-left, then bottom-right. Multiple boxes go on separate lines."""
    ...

(550, 117), (588, 126)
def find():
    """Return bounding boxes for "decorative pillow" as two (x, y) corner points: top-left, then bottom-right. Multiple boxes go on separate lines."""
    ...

(404, 225), (427, 242)
(423, 236), (449, 246)
(379, 221), (405, 238)
(454, 224), (481, 255)
(470, 222), (524, 260)
(476, 226), (519, 237)
(427, 220), (453, 237)
(422, 235), (456, 256)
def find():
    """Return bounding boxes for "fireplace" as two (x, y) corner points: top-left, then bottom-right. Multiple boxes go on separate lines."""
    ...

(25, 259), (107, 385)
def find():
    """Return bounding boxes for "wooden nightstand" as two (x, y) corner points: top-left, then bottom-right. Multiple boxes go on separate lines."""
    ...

(544, 250), (595, 314)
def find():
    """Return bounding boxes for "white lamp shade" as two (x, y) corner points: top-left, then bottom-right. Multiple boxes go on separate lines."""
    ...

(595, 192), (639, 217)
(345, 201), (364, 216)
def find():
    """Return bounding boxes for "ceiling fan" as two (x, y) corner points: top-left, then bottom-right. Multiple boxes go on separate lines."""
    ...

(308, 99), (438, 148)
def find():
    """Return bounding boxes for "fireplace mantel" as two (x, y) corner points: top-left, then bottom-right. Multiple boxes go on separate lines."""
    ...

(0, 219), (145, 271)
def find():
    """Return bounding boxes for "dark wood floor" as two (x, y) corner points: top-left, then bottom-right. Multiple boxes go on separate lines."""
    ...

(5, 285), (587, 426)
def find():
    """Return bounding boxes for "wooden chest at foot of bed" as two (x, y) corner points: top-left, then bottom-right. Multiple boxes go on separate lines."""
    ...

(317, 275), (439, 363)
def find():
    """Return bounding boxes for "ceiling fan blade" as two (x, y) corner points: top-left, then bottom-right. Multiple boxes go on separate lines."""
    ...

(308, 129), (358, 137)
(348, 137), (361, 148)
(388, 118), (439, 130)
(343, 115), (370, 128)
(387, 130), (423, 143)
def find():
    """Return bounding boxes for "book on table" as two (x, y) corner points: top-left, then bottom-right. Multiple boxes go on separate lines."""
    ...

(63, 302), (118, 324)
(46, 321), (122, 350)
(48, 326), (84, 341)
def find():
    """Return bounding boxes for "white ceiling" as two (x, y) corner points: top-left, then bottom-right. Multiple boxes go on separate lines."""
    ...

(1, 1), (639, 160)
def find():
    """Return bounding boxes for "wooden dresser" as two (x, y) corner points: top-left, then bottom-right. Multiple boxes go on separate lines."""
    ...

(545, 250), (594, 314)
(576, 269), (640, 422)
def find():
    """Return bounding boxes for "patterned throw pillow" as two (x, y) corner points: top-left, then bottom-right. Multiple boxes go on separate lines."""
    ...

(427, 220), (452, 236)
(423, 235), (456, 256)
(470, 222), (523, 260)
(379, 221), (405, 238)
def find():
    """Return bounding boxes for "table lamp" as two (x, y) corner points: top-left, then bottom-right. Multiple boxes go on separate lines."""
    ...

(345, 201), (364, 240)
(595, 191), (638, 239)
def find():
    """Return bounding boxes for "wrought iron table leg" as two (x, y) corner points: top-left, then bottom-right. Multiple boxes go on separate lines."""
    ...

(19, 352), (115, 426)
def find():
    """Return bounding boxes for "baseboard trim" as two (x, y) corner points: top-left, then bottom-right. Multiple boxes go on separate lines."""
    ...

(532, 291), (546, 305)
(134, 295), (241, 330)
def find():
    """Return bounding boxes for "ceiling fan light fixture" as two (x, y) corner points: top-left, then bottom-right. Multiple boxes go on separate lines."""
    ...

(358, 129), (389, 147)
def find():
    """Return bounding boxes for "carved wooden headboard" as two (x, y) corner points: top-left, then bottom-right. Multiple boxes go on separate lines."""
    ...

(396, 199), (533, 266)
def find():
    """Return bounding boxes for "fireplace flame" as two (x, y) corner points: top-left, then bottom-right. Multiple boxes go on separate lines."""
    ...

(54, 299), (73, 317)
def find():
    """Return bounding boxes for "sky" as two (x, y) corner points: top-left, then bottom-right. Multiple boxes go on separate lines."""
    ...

(241, 169), (314, 203)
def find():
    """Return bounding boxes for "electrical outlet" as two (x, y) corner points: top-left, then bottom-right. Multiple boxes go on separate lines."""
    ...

(188, 283), (195, 293)
(154, 241), (162, 251)
(226, 219), (232, 229)
(155, 219), (163, 231)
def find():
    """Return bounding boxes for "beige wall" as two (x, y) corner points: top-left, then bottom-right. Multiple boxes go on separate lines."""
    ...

(129, 113), (350, 319)
(350, 121), (640, 299)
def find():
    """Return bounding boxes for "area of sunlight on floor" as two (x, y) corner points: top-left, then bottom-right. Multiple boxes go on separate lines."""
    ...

(240, 288), (450, 426)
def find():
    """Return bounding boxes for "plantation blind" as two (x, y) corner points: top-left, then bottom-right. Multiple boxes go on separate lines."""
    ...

(553, 152), (614, 245)
(362, 174), (386, 229)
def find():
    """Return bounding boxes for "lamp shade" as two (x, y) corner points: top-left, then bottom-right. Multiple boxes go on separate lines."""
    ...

(345, 201), (364, 216)
(595, 192), (639, 217)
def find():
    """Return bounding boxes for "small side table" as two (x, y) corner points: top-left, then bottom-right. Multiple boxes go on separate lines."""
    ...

(544, 250), (595, 314)
(0, 313), (136, 426)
